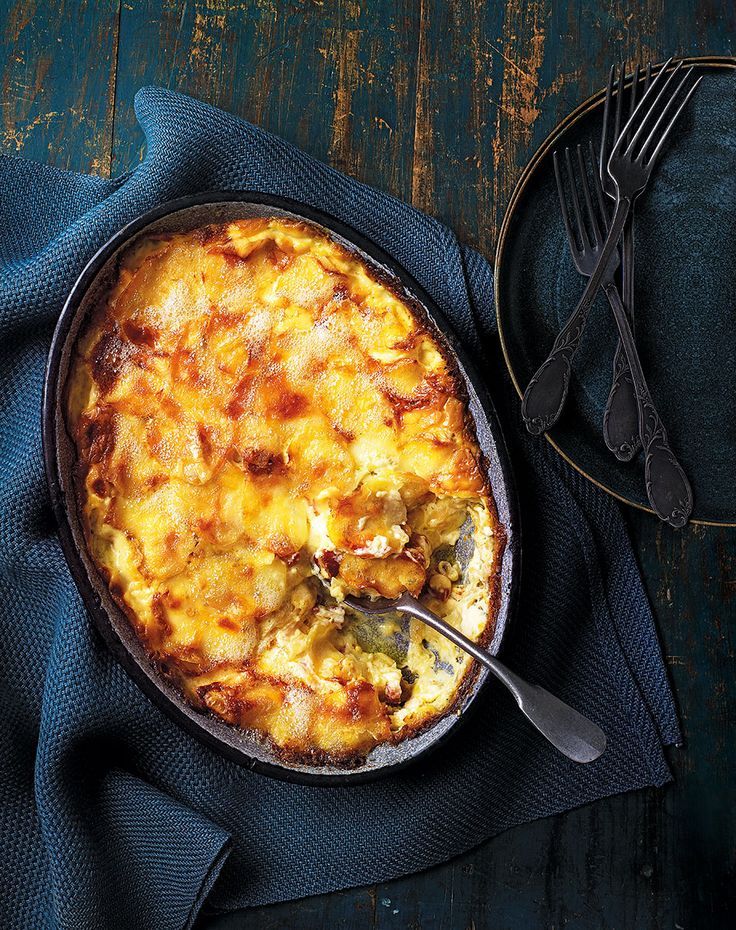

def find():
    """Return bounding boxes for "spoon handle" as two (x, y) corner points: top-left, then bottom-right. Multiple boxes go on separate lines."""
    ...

(397, 594), (606, 764)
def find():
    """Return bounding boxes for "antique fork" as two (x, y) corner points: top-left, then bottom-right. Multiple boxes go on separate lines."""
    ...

(555, 142), (693, 527)
(522, 58), (701, 438)
(599, 63), (652, 461)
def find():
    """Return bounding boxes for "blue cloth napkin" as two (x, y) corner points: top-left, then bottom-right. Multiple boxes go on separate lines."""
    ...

(0, 87), (680, 930)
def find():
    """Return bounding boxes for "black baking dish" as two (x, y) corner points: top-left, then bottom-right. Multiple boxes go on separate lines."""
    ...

(42, 192), (520, 785)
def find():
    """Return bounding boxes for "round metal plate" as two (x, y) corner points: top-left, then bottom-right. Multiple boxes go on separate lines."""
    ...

(495, 56), (736, 526)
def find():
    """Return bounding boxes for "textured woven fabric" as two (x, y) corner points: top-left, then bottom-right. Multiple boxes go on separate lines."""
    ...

(0, 87), (680, 930)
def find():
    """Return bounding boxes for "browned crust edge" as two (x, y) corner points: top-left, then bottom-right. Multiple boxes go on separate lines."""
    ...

(66, 216), (508, 769)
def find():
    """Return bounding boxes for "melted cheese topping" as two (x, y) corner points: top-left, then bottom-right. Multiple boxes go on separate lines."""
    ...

(67, 217), (504, 763)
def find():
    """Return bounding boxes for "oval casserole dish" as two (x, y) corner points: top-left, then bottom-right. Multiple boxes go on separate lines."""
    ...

(43, 193), (519, 784)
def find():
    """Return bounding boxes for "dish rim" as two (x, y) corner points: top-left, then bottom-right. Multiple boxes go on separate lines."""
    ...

(493, 54), (736, 527)
(42, 190), (520, 784)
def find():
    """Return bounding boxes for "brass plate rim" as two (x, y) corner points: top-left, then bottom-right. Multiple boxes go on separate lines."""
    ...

(494, 54), (736, 528)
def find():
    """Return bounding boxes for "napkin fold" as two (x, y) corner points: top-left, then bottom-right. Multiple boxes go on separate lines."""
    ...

(0, 87), (680, 930)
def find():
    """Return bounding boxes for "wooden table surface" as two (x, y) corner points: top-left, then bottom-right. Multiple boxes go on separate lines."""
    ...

(3, 2), (734, 927)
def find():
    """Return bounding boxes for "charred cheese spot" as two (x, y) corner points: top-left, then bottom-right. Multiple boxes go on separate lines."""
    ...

(68, 217), (503, 764)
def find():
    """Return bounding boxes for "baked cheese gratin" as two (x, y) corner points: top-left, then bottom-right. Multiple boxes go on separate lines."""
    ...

(67, 216), (504, 764)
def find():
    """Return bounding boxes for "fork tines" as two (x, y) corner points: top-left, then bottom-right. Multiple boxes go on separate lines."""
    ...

(600, 61), (652, 196)
(555, 142), (609, 254)
(612, 58), (702, 169)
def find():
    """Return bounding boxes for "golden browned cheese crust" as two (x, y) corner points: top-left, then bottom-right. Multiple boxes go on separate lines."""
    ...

(67, 217), (504, 763)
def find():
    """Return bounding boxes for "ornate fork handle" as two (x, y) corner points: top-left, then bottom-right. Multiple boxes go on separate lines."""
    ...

(522, 198), (631, 434)
(639, 390), (693, 528)
(603, 342), (639, 459)
(520, 312), (588, 435)
(602, 214), (641, 461)
(602, 282), (692, 527)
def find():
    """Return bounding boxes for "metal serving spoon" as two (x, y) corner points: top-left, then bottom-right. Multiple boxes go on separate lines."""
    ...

(335, 588), (607, 764)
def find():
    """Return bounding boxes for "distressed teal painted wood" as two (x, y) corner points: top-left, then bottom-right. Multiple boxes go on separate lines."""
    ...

(109, 0), (421, 201)
(0, 0), (119, 174)
(2, 1), (735, 927)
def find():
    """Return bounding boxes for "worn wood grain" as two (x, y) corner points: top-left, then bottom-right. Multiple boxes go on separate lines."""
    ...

(0, 0), (120, 174)
(110, 0), (420, 200)
(2, 1), (735, 927)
